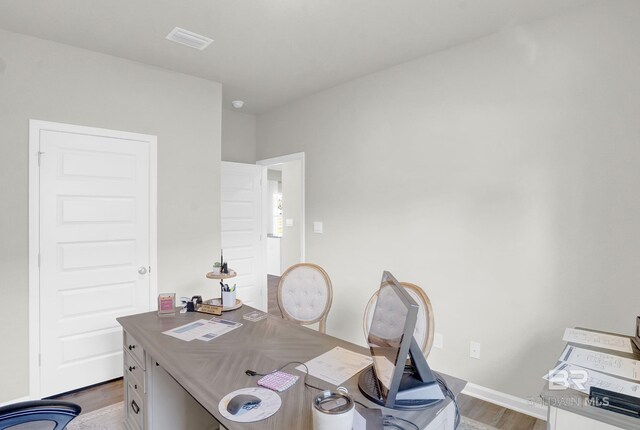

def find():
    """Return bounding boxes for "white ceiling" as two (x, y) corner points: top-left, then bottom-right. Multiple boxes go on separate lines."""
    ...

(0, 0), (591, 113)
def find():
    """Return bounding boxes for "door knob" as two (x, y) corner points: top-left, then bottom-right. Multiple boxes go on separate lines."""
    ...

(138, 266), (148, 275)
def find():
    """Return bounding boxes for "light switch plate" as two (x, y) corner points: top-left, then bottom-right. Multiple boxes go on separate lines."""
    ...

(285, 218), (294, 227)
(313, 222), (323, 234)
(470, 341), (481, 359)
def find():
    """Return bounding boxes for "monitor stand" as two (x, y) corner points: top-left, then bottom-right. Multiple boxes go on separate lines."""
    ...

(358, 338), (445, 410)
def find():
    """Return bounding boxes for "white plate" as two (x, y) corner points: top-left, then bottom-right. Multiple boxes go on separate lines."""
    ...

(218, 387), (282, 423)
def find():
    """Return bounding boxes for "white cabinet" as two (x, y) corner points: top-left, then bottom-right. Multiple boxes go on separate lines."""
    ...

(548, 407), (625, 430)
(424, 401), (455, 430)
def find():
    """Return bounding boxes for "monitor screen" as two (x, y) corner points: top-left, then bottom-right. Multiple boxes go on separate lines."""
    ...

(367, 271), (418, 401)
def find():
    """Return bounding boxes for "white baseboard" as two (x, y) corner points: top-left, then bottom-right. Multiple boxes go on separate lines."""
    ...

(0, 395), (30, 407)
(462, 382), (548, 421)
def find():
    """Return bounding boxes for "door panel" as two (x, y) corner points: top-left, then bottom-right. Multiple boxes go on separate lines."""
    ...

(38, 125), (153, 397)
(220, 162), (266, 311)
(60, 196), (136, 223)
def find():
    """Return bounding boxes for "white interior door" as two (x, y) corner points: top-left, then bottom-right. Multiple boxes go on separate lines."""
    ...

(36, 122), (155, 397)
(221, 162), (266, 311)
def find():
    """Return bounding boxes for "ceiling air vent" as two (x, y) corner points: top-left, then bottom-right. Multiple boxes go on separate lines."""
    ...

(166, 27), (213, 50)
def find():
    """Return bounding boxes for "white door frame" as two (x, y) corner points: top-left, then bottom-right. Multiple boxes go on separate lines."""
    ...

(256, 152), (305, 264)
(28, 119), (158, 399)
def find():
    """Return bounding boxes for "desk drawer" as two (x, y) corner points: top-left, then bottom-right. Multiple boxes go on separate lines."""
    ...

(125, 350), (145, 393)
(124, 331), (145, 369)
(127, 382), (144, 430)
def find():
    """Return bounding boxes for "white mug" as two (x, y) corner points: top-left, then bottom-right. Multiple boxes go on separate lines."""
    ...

(312, 390), (354, 430)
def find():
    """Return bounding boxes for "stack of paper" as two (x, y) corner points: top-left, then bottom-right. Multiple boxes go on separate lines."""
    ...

(163, 317), (242, 342)
(543, 328), (640, 398)
(296, 347), (372, 386)
(563, 328), (633, 353)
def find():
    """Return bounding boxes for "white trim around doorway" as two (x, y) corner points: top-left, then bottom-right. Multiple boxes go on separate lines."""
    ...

(256, 152), (306, 264)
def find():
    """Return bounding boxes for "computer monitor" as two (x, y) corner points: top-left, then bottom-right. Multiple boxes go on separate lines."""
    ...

(358, 271), (444, 410)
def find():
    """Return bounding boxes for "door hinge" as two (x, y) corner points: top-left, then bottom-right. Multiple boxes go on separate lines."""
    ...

(37, 151), (45, 166)
(148, 266), (151, 273)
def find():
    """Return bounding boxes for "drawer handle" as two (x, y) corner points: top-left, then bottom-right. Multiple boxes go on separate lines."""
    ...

(131, 400), (140, 415)
(128, 366), (136, 372)
(128, 344), (136, 350)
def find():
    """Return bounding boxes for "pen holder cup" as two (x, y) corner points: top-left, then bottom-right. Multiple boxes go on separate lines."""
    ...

(221, 290), (236, 308)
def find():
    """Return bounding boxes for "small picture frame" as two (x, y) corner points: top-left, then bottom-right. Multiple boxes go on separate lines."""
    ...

(158, 293), (176, 316)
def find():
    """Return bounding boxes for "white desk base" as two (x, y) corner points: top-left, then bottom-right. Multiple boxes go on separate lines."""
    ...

(548, 406), (625, 430)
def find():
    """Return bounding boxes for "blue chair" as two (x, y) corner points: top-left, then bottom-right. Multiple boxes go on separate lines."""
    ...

(0, 400), (81, 430)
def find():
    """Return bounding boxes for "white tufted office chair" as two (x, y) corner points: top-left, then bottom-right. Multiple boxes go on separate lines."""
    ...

(277, 263), (333, 333)
(362, 282), (435, 357)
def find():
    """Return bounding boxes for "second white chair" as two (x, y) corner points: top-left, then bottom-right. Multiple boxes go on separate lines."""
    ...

(277, 263), (333, 333)
(362, 282), (435, 357)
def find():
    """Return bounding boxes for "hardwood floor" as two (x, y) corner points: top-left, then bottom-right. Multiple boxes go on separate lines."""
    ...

(458, 394), (546, 430)
(268, 274), (281, 317)
(58, 275), (547, 429)
(54, 378), (123, 414)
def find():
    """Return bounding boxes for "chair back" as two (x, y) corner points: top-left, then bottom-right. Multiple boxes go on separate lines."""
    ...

(0, 400), (81, 430)
(363, 282), (435, 357)
(277, 263), (333, 333)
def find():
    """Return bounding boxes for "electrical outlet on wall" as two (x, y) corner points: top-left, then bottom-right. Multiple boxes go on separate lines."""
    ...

(470, 341), (481, 359)
(433, 333), (444, 349)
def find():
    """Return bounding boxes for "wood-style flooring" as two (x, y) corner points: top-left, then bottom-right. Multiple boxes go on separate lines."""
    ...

(459, 395), (546, 430)
(53, 378), (123, 414)
(57, 275), (547, 429)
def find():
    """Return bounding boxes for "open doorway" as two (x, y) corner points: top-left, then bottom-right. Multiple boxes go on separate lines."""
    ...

(256, 153), (305, 316)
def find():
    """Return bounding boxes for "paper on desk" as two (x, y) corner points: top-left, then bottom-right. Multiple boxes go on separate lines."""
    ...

(559, 345), (640, 381)
(544, 362), (640, 398)
(563, 328), (633, 354)
(296, 347), (373, 386)
(163, 318), (242, 342)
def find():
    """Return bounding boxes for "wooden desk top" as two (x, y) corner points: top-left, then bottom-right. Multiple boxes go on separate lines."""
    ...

(540, 328), (640, 430)
(118, 308), (465, 430)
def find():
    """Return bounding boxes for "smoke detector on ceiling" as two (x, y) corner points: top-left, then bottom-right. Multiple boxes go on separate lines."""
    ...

(231, 100), (245, 109)
(166, 27), (213, 50)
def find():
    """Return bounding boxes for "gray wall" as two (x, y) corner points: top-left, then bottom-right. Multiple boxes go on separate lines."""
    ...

(256, 0), (640, 400)
(0, 30), (222, 402)
(221, 108), (256, 163)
